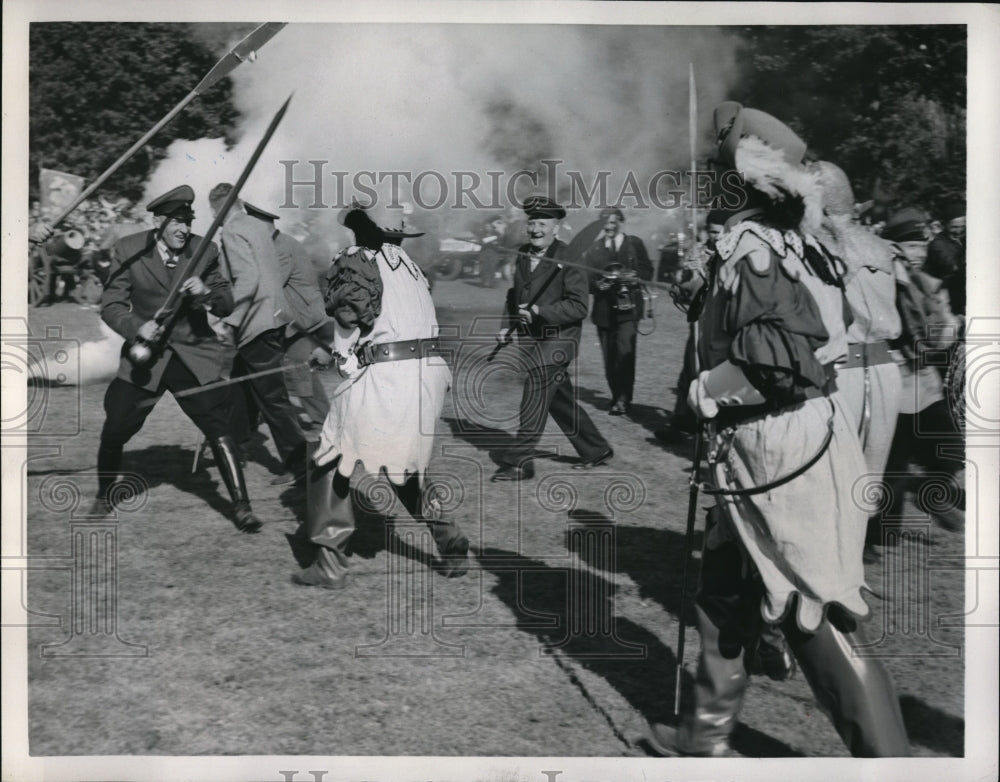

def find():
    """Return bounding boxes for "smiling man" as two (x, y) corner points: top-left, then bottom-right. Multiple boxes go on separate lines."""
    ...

(94, 185), (263, 532)
(491, 195), (613, 482)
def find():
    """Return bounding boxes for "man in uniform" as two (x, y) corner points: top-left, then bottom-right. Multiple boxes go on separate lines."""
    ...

(491, 196), (613, 482)
(93, 185), (263, 532)
(209, 183), (309, 485)
(582, 207), (653, 416)
(242, 201), (335, 432)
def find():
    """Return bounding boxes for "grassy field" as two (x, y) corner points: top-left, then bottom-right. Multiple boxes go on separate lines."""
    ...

(22, 278), (965, 759)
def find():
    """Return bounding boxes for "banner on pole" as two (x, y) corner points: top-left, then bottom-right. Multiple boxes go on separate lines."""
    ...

(39, 168), (86, 213)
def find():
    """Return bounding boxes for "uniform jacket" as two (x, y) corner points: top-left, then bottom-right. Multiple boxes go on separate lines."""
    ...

(101, 229), (234, 391)
(219, 211), (291, 347)
(274, 230), (331, 337)
(502, 239), (589, 367)
(582, 233), (653, 327)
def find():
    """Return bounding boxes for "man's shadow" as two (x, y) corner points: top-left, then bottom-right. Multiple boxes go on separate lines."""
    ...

(478, 533), (801, 757)
(118, 444), (235, 527)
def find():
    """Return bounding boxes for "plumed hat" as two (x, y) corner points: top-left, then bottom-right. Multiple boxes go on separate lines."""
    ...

(713, 101), (820, 231)
(337, 200), (387, 251)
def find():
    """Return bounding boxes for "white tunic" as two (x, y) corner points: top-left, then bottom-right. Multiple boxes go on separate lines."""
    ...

(313, 245), (451, 483)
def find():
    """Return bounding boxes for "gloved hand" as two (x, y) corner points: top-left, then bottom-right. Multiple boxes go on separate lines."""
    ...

(310, 345), (335, 367)
(336, 351), (361, 379)
(687, 372), (720, 420)
(137, 319), (163, 343)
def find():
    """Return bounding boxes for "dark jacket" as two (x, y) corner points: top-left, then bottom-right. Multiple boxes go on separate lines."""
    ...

(502, 239), (589, 367)
(102, 229), (233, 391)
(583, 233), (653, 327)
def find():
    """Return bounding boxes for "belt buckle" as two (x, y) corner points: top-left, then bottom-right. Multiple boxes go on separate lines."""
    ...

(358, 342), (376, 367)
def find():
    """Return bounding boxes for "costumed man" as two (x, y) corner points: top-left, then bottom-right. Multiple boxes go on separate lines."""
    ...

(292, 203), (470, 588)
(880, 209), (964, 532)
(209, 183), (309, 486)
(655, 209), (729, 443)
(811, 162), (906, 563)
(491, 196), (614, 482)
(648, 104), (911, 757)
(93, 185), (263, 532)
(582, 207), (653, 416)
(242, 200), (336, 432)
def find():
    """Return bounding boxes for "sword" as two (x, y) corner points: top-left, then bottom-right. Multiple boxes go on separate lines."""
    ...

(37, 23), (287, 236)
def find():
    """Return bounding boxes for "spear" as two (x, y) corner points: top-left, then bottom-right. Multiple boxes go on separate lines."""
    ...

(688, 62), (699, 259)
(38, 22), (287, 235)
(129, 93), (293, 365)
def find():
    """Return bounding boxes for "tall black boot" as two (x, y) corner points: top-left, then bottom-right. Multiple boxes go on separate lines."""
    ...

(92, 442), (123, 516)
(783, 613), (912, 757)
(209, 435), (263, 533)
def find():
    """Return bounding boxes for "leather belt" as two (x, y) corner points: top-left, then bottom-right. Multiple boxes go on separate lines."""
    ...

(839, 340), (896, 370)
(356, 338), (444, 367)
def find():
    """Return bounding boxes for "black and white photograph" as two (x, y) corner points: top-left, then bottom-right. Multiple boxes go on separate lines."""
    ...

(3, 2), (998, 781)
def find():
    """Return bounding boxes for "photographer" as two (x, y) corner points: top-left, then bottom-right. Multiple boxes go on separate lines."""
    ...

(583, 207), (653, 416)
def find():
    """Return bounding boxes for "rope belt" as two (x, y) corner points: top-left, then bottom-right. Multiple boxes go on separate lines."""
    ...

(356, 337), (444, 367)
(702, 397), (837, 497)
(838, 340), (897, 370)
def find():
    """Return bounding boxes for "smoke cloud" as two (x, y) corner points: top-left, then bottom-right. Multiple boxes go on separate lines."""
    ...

(143, 23), (740, 260)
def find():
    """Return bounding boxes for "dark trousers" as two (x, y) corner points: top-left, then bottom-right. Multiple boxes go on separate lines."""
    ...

(305, 458), (466, 579)
(679, 538), (911, 757)
(597, 321), (638, 404)
(232, 327), (307, 468)
(501, 362), (610, 468)
(97, 353), (234, 499)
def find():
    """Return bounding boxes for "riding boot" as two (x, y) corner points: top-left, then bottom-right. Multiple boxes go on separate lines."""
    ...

(90, 442), (124, 515)
(782, 612), (912, 757)
(292, 456), (354, 588)
(398, 475), (469, 578)
(209, 435), (263, 533)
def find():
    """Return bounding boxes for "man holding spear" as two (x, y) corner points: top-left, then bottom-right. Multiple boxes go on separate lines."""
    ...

(92, 185), (263, 533)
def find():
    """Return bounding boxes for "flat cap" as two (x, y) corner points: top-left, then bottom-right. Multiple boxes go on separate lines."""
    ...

(147, 185), (195, 220)
(243, 201), (280, 222)
(882, 207), (927, 243)
(522, 195), (566, 220)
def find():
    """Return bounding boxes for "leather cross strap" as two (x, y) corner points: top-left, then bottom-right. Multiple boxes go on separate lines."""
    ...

(356, 337), (445, 367)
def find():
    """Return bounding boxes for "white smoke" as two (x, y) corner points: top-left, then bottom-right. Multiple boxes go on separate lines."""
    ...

(28, 320), (124, 386)
(142, 23), (740, 255)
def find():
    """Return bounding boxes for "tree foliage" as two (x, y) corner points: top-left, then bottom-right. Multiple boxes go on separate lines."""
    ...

(29, 23), (242, 203)
(730, 25), (966, 215)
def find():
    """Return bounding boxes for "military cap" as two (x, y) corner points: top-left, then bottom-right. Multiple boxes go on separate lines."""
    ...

(522, 195), (566, 220)
(714, 101), (807, 169)
(882, 207), (927, 243)
(600, 207), (625, 221)
(243, 201), (280, 222)
(146, 185), (195, 220)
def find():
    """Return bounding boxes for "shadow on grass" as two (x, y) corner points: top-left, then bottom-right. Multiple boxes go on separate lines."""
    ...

(477, 538), (802, 757)
(899, 694), (964, 757)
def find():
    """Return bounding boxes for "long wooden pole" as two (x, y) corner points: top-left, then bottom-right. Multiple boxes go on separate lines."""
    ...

(41, 23), (287, 234)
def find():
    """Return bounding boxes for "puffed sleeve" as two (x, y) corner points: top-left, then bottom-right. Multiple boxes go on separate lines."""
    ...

(324, 248), (384, 333)
(724, 254), (831, 404)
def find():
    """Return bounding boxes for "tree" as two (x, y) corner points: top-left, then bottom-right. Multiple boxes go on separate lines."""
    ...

(730, 26), (966, 214)
(29, 23), (243, 203)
